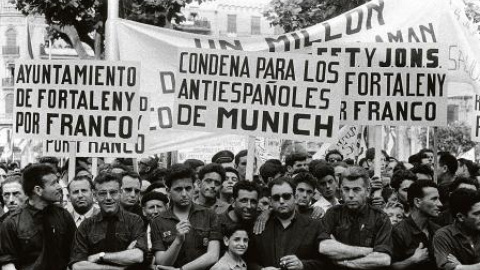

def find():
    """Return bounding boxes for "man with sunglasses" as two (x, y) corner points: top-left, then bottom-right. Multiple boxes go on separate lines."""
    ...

(70, 172), (146, 270)
(151, 163), (221, 270)
(318, 166), (392, 269)
(247, 177), (325, 270)
(120, 171), (144, 218)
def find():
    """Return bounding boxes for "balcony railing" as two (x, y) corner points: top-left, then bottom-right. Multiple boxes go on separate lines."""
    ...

(2, 78), (14, 87)
(2, 46), (19, 55)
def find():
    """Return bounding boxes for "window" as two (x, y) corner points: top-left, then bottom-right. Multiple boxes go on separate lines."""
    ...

(227, 14), (237, 33)
(5, 27), (17, 47)
(251, 16), (261, 35)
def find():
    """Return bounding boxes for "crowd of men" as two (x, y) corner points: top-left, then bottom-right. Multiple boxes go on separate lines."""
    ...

(0, 147), (480, 270)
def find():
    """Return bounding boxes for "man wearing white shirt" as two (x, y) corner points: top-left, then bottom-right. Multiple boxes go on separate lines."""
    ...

(67, 175), (99, 227)
(312, 164), (340, 213)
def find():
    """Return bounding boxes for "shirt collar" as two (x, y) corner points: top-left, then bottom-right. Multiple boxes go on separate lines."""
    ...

(74, 205), (96, 221)
(222, 252), (247, 270)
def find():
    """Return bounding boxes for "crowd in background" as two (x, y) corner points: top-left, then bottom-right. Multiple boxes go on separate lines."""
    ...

(0, 147), (480, 270)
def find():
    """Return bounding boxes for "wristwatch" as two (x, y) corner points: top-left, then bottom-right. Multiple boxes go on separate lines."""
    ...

(98, 252), (106, 262)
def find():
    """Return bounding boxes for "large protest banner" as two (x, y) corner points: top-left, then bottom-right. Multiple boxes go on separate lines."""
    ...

(113, 0), (480, 152)
(312, 43), (449, 126)
(43, 95), (151, 157)
(13, 60), (141, 143)
(173, 48), (343, 142)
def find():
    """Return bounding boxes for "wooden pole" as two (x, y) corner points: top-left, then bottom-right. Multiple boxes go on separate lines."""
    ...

(433, 127), (438, 183)
(374, 126), (382, 178)
(245, 136), (256, 181)
(68, 141), (76, 182)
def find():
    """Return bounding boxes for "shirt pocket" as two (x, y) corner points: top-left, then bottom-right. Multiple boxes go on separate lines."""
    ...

(115, 232), (131, 247)
(18, 228), (42, 254)
(359, 226), (375, 247)
(193, 228), (210, 248)
(90, 233), (106, 251)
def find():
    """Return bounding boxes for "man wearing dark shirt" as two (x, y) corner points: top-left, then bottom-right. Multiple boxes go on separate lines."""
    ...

(434, 188), (480, 270)
(193, 163), (229, 214)
(0, 174), (27, 223)
(70, 172), (146, 270)
(318, 166), (392, 269)
(292, 172), (317, 217)
(151, 163), (221, 269)
(0, 163), (76, 270)
(392, 180), (442, 270)
(247, 177), (324, 270)
(120, 171), (144, 218)
(218, 180), (261, 233)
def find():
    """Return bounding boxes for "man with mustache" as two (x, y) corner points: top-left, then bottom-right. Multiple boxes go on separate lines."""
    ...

(391, 180), (442, 270)
(0, 163), (76, 270)
(0, 174), (27, 223)
(194, 163), (229, 214)
(67, 175), (99, 227)
(318, 166), (392, 269)
(70, 172), (146, 270)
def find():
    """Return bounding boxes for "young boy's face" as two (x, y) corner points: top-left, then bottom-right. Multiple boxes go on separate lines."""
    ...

(384, 207), (404, 225)
(224, 230), (249, 257)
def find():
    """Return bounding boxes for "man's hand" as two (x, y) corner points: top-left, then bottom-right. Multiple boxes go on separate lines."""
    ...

(87, 252), (103, 263)
(411, 243), (429, 263)
(280, 255), (304, 270)
(310, 206), (325, 219)
(254, 209), (271, 235)
(447, 254), (461, 265)
(127, 240), (137, 249)
(175, 220), (191, 241)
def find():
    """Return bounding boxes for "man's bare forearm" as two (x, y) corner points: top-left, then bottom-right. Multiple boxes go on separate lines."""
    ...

(319, 239), (373, 260)
(339, 252), (391, 269)
(71, 261), (125, 270)
(103, 248), (144, 265)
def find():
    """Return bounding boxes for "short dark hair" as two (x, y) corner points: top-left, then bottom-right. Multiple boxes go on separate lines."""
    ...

(22, 163), (56, 197)
(232, 180), (261, 199)
(439, 153), (458, 174)
(222, 223), (249, 239)
(419, 148), (434, 158)
(390, 170), (417, 191)
(450, 188), (480, 216)
(94, 172), (122, 189)
(184, 159), (204, 170)
(365, 148), (388, 160)
(198, 163), (226, 183)
(121, 171), (142, 186)
(450, 176), (480, 192)
(325, 149), (343, 161)
(267, 176), (295, 196)
(234, 150), (248, 166)
(141, 191), (169, 206)
(225, 167), (240, 179)
(293, 172), (316, 190)
(259, 160), (284, 181)
(308, 159), (327, 174)
(67, 175), (94, 192)
(285, 153), (308, 167)
(407, 180), (438, 207)
(149, 168), (168, 184)
(342, 166), (370, 187)
(165, 163), (195, 188)
(311, 164), (335, 181)
(410, 164), (434, 178)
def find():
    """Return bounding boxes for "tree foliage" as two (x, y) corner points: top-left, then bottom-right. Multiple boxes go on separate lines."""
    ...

(15, 0), (196, 58)
(419, 121), (477, 157)
(263, 0), (370, 33)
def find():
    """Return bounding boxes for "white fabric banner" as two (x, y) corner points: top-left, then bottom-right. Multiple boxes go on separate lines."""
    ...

(114, 0), (480, 152)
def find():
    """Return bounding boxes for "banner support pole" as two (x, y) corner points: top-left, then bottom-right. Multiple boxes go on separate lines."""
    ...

(68, 141), (76, 182)
(433, 127), (438, 183)
(374, 125), (383, 178)
(246, 136), (256, 181)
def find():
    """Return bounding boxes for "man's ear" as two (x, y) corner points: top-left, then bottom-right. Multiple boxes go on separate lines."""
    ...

(456, 212), (466, 223)
(33, 185), (43, 197)
(287, 166), (293, 173)
(223, 236), (229, 247)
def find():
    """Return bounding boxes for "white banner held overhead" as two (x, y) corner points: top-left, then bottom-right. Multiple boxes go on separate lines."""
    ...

(13, 60), (141, 143)
(173, 48), (344, 142)
(43, 95), (151, 157)
(313, 43), (449, 126)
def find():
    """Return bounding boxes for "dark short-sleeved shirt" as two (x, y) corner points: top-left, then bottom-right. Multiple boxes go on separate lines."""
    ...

(433, 209), (453, 227)
(392, 216), (440, 270)
(319, 204), (393, 255)
(194, 198), (230, 215)
(434, 222), (480, 270)
(69, 208), (147, 266)
(150, 204), (222, 267)
(0, 203), (76, 270)
(247, 212), (325, 270)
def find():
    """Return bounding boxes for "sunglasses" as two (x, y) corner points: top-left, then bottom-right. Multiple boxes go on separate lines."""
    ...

(271, 193), (293, 202)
